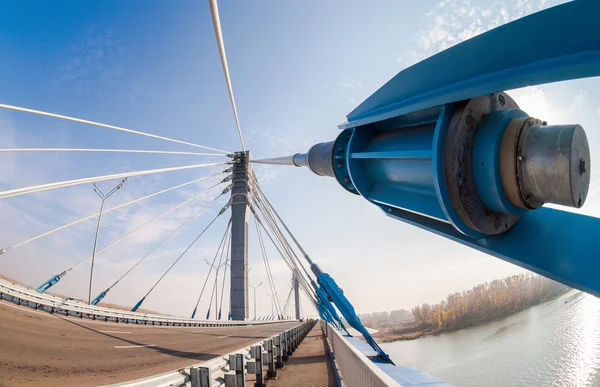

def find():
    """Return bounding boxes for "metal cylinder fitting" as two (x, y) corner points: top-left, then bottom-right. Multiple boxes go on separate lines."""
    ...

(500, 119), (590, 209)
(306, 141), (335, 177)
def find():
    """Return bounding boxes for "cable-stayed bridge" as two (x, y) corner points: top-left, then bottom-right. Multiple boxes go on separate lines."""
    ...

(1, 1), (600, 386)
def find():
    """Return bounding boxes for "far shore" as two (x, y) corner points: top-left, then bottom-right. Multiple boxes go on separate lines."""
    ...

(373, 289), (573, 343)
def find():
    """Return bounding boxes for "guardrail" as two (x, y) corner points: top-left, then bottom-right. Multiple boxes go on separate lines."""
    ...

(322, 322), (453, 387)
(0, 279), (287, 327)
(108, 320), (317, 387)
(322, 321), (401, 387)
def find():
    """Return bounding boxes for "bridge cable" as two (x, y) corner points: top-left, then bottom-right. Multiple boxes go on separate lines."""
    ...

(251, 177), (316, 267)
(65, 181), (228, 274)
(248, 176), (316, 303)
(251, 208), (309, 293)
(132, 204), (232, 312)
(283, 278), (294, 318)
(259, 281), (286, 320)
(253, 214), (284, 318)
(249, 192), (322, 310)
(36, 180), (230, 292)
(272, 279), (291, 319)
(249, 178), (311, 276)
(191, 219), (232, 318)
(208, 0), (246, 151)
(1, 170), (229, 255)
(250, 178), (315, 278)
(250, 190), (315, 291)
(0, 103), (230, 153)
(90, 188), (231, 304)
(218, 230), (232, 320)
(252, 189), (331, 314)
(250, 191), (304, 274)
(0, 148), (229, 157)
(251, 209), (317, 306)
(206, 222), (231, 319)
(0, 161), (230, 200)
(280, 277), (294, 318)
(253, 177), (394, 363)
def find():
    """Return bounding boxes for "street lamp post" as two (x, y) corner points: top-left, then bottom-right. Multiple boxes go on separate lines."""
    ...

(88, 178), (127, 305)
(249, 282), (262, 320)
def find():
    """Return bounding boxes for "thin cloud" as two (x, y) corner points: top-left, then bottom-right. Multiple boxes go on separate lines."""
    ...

(337, 79), (363, 90)
(398, 0), (566, 68)
(54, 24), (131, 96)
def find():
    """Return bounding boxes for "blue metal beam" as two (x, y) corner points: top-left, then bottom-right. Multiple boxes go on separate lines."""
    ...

(385, 205), (600, 298)
(342, 0), (600, 129)
(252, 1), (600, 299)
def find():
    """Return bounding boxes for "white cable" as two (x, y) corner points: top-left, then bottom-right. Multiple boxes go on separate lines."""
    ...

(0, 161), (229, 200)
(251, 195), (316, 304)
(0, 103), (231, 153)
(3, 171), (225, 251)
(65, 181), (228, 273)
(108, 194), (228, 290)
(208, 0), (246, 151)
(252, 209), (315, 302)
(0, 148), (228, 157)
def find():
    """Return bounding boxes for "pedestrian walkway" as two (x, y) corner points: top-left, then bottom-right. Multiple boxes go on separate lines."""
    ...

(267, 324), (336, 387)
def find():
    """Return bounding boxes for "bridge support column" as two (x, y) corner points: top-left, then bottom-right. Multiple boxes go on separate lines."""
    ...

(230, 151), (250, 321)
(293, 271), (300, 320)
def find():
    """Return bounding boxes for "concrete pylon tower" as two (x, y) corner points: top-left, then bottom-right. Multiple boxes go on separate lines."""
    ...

(294, 270), (300, 320)
(230, 151), (250, 320)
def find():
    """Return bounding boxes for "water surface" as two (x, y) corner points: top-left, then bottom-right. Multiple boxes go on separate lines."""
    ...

(382, 291), (600, 386)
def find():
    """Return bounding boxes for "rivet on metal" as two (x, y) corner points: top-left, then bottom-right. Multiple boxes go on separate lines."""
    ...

(498, 94), (506, 106)
(466, 115), (474, 128)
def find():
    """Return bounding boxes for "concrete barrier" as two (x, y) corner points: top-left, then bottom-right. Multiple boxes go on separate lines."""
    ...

(0, 278), (288, 327)
(107, 320), (317, 387)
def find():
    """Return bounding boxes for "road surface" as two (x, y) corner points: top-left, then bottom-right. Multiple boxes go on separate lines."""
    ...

(0, 300), (299, 386)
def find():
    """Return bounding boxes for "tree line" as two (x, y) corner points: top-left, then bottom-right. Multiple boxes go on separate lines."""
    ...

(358, 309), (412, 329)
(411, 273), (569, 331)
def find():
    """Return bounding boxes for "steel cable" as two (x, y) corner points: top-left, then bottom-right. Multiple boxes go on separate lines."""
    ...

(0, 103), (231, 153)
(0, 171), (227, 255)
(191, 219), (232, 318)
(208, 0), (246, 151)
(0, 161), (230, 200)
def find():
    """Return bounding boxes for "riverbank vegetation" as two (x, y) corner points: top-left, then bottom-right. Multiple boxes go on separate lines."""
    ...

(367, 273), (570, 342)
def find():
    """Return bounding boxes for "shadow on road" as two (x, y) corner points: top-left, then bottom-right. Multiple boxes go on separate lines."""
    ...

(58, 316), (218, 362)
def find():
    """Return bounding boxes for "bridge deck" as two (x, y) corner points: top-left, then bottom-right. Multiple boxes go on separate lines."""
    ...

(265, 324), (336, 387)
(0, 300), (299, 386)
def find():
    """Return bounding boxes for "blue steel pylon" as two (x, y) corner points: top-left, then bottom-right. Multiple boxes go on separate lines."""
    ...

(252, 1), (600, 299)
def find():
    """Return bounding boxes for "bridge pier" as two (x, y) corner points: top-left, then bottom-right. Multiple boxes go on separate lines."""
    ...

(230, 151), (250, 320)
(293, 271), (300, 320)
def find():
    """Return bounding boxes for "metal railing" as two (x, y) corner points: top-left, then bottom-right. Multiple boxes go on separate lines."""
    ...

(322, 321), (401, 387)
(109, 320), (317, 386)
(0, 279), (285, 327)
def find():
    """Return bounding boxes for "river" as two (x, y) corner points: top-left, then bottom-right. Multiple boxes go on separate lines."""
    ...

(381, 291), (600, 387)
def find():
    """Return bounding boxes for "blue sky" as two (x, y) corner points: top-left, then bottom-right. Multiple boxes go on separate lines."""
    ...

(1, 0), (598, 317)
